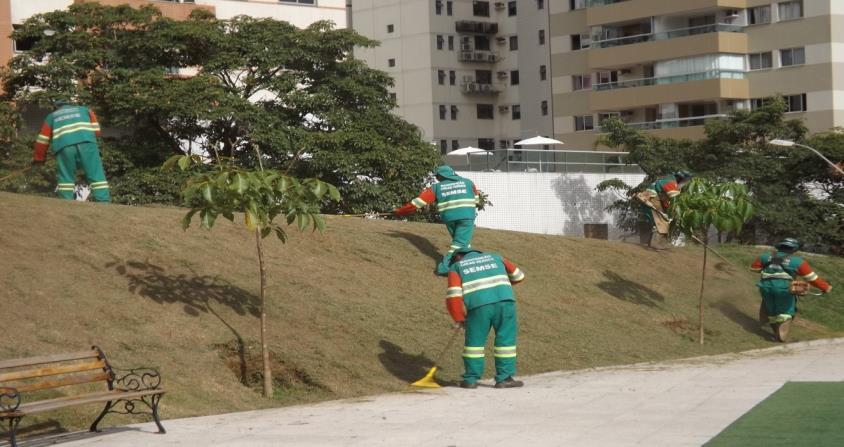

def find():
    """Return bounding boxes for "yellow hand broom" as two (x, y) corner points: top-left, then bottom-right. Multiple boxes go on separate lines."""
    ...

(410, 325), (462, 388)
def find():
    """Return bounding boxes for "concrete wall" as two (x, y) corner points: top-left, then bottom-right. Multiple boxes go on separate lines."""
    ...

(458, 171), (646, 239)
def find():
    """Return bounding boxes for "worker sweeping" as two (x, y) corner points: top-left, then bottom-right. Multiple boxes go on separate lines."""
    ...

(395, 165), (479, 275)
(635, 171), (692, 250)
(750, 238), (833, 342)
(445, 247), (525, 389)
(32, 100), (110, 202)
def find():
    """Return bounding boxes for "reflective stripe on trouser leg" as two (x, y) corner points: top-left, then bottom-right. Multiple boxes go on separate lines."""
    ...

(492, 301), (518, 382)
(55, 145), (80, 200)
(78, 142), (110, 202)
(462, 304), (494, 384)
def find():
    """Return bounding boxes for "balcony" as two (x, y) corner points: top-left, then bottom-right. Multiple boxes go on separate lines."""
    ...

(460, 81), (503, 95)
(594, 69), (745, 91)
(590, 77), (749, 110)
(592, 23), (743, 49)
(607, 114), (728, 131)
(455, 21), (499, 35)
(589, 29), (748, 69)
(587, 0), (748, 26)
(587, 0), (629, 6)
(458, 51), (500, 63)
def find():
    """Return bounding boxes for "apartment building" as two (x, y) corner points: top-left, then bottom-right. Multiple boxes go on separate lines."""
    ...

(351, 0), (554, 154)
(551, 0), (844, 148)
(0, 0), (348, 67)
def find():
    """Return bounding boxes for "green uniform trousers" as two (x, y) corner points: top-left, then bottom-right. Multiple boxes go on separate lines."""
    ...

(462, 300), (517, 384)
(437, 218), (475, 275)
(758, 280), (797, 317)
(56, 142), (110, 202)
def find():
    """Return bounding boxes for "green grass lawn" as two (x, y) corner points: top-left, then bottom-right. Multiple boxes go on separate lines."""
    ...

(706, 382), (844, 446)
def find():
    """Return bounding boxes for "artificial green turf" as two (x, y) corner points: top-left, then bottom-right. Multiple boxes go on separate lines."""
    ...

(706, 382), (844, 446)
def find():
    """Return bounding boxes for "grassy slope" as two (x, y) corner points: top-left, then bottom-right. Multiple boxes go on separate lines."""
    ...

(1, 191), (843, 435)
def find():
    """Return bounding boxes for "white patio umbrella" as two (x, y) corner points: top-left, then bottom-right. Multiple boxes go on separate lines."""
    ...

(448, 146), (490, 155)
(446, 146), (493, 170)
(514, 136), (565, 147)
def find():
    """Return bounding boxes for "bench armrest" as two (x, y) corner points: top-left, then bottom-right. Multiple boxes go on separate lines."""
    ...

(112, 367), (162, 392)
(0, 387), (20, 412)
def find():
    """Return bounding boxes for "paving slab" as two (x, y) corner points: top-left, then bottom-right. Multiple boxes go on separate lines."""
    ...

(8, 338), (844, 447)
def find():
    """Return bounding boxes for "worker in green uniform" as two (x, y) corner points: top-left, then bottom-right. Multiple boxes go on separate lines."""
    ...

(395, 165), (480, 275)
(750, 238), (833, 342)
(445, 247), (525, 389)
(636, 171), (692, 250)
(32, 100), (109, 202)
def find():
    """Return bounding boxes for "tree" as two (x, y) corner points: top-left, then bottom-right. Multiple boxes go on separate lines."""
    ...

(3, 3), (439, 210)
(670, 178), (753, 344)
(166, 151), (340, 398)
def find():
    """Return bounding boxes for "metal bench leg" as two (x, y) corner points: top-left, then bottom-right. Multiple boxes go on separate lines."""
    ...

(8, 417), (21, 447)
(151, 395), (166, 434)
(90, 401), (113, 432)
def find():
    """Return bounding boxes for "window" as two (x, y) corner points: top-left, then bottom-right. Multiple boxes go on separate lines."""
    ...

(749, 52), (772, 70)
(438, 70), (445, 85)
(499, 139), (510, 149)
(475, 35), (491, 51)
(508, 1), (517, 16)
(437, 35), (444, 50)
(537, 0), (544, 9)
(451, 105), (459, 120)
(569, 0), (586, 10)
(509, 36), (518, 51)
(510, 70), (520, 85)
(12, 25), (37, 52)
(439, 105), (447, 120)
(778, 1), (803, 21)
(751, 98), (771, 109)
(571, 33), (590, 50)
(749, 6), (771, 25)
(572, 74), (592, 91)
(598, 112), (621, 125)
(541, 100), (548, 116)
(473, 1), (490, 17)
(780, 47), (805, 67)
(435, 0), (442, 15)
(387, 24), (394, 33)
(785, 93), (807, 112)
(388, 58), (396, 67)
(449, 70), (456, 85)
(539, 65), (547, 81)
(575, 115), (594, 131)
(477, 104), (494, 119)
(538, 30), (546, 45)
(452, 139), (459, 151)
(478, 138), (495, 150)
(475, 70), (493, 84)
(447, 1), (453, 16)
(389, 92), (397, 102)
(512, 105), (521, 120)
(448, 35), (454, 51)
(597, 71), (618, 84)
(440, 140), (448, 155)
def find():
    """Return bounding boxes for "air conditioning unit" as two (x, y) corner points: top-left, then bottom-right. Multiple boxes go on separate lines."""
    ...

(499, 105), (510, 112)
(461, 43), (472, 51)
(487, 54), (497, 62)
(496, 36), (507, 44)
(494, 2), (505, 10)
(497, 70), (508, 78)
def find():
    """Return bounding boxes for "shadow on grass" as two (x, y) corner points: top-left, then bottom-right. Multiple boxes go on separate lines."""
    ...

(11, 426), (142, 447)
(596, 270), (665, 308)
(713, 300), (771, 340)
(385, 231), (441, 263)
(107, 260), (256, 385)
(377, 340), (437, 383)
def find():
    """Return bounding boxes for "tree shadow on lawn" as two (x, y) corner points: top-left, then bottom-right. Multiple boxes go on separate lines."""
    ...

(712, 300), (772, 340)
(384, 231), (442, 263)
(107, 260), (257, 385)
(596, 270), (666, 309)
(378, 340), (454, 385)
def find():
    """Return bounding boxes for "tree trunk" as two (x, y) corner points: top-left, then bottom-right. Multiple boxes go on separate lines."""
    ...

(698, 235), (708, 345)
(255, 230), (273, 397)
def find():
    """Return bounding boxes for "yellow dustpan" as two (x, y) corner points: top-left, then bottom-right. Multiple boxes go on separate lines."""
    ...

(410, 326), (462, 388)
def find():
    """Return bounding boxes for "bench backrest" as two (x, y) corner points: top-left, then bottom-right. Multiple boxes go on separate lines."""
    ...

(0, 347), (113, 394)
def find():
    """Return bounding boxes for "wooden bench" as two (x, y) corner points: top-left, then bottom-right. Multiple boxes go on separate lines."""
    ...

(0, 346), (165, 446)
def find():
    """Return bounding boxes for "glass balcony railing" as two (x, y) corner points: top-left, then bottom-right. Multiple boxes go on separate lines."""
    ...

(587, 0), (629, 6)
(600, 114), (728, 132)
(593, 69), (746, 91)
(593, 23), (745, 49)
(449, 149), (643, 174)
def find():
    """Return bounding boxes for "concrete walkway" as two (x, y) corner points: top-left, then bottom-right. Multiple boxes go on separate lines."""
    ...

(18, 338), (844, 447)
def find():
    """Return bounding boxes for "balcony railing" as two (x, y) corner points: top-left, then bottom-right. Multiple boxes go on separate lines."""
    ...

(593, 70), (745, 91)
(458, 51), (500, 63)
(592, 23), (744, 49)
(601, 114), (728, 131)
(460, 81), (503, 94)
(455, 21), (499, 34)
(587, 0), (629, 6)
(449, 149), (643, 174)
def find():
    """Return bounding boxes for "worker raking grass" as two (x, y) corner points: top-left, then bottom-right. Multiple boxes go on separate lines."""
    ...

(395, 165), (480, 276)
(445, 247), (526, 389)
(636, 171), (691, 250)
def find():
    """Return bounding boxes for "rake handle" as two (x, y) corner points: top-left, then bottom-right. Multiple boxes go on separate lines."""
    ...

(0, 166), (32, 183)
(431, 325), (462, 368)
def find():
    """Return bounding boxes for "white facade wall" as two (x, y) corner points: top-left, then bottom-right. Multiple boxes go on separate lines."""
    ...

(198, 0), (347, 28)
(458, 171), (647, 239)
